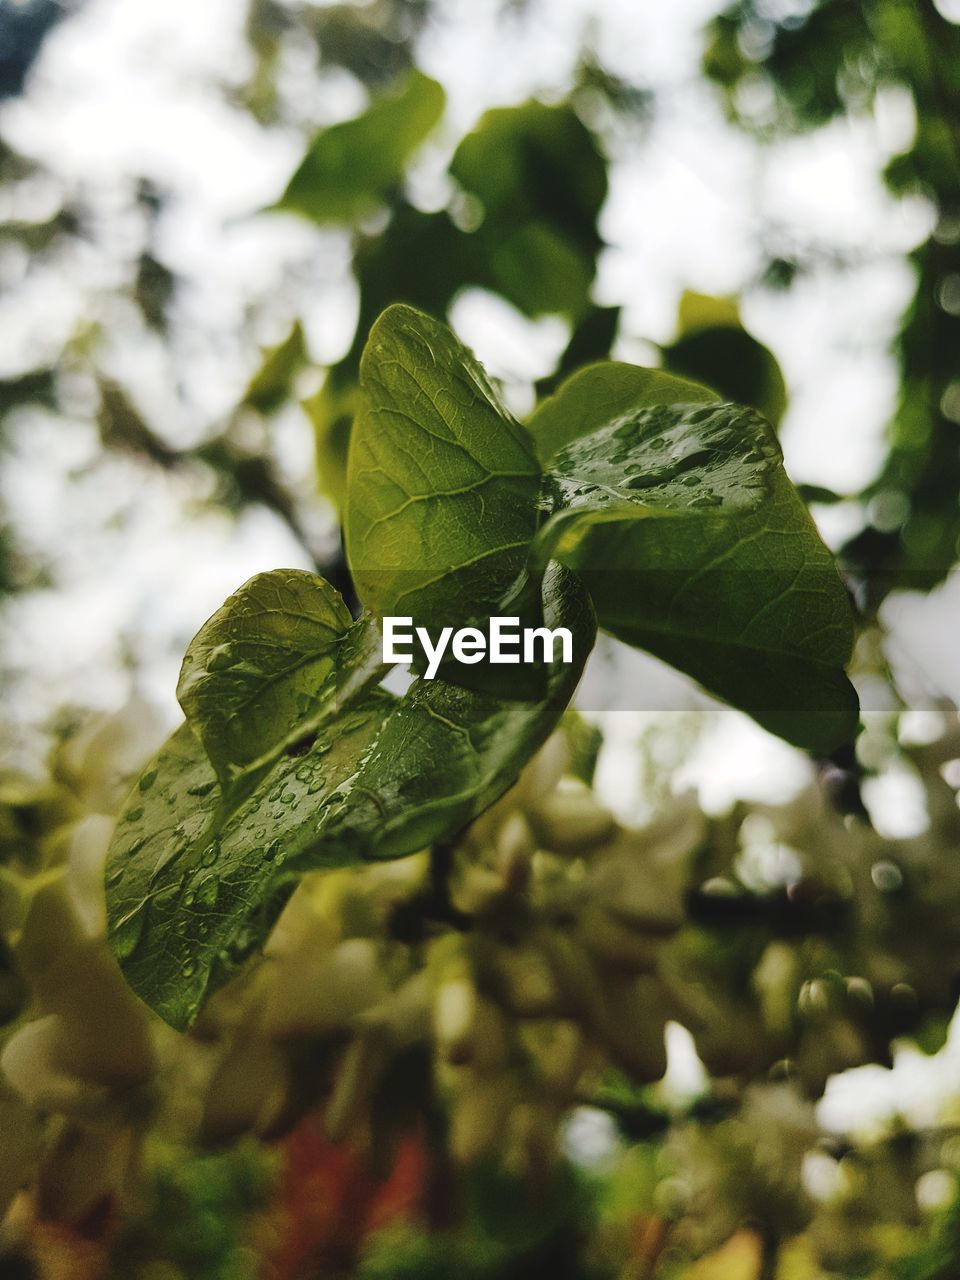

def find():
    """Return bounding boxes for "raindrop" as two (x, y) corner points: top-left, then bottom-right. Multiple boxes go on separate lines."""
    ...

(200, 839), (221, 869)
(207, 644), (234, 671)
(151, 842), (186, 885)
(139, 768), (158, 793)
(111, 905), (146, 960)
(187, 780), (217, 798)
(757, 435), (782, 462)
(686, 407), (717, 424)
(871, 860), (904, 893)
(125, 805), (144, 822)
(198, 877), (220, 907)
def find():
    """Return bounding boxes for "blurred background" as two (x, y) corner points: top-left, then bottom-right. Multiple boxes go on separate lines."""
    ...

(1, 1), (960, 1277)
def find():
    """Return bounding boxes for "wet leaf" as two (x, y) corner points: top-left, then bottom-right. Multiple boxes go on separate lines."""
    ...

(529, 362), (858, 753)
(106, 565), (593, 1030)
(529, 360), (718, 463)
(177, 569), (382, 787)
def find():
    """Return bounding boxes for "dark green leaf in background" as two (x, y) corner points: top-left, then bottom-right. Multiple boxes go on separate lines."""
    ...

(661, 291), (787, 428)
(449, 100), (606, 260)
(449, 101), (607, 319)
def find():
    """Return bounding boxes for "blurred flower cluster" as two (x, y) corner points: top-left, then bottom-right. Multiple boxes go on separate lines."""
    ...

(3, 703), (960, 1277)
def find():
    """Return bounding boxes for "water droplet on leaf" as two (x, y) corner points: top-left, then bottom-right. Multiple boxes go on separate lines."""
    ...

(200, 839), (221, 869)
(207, 643), (234, 671)
(111, 905), (146, 960)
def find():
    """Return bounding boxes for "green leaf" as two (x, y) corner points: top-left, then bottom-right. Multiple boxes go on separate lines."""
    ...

(536, 304), (621, 399)
(104, 701), (386, 1031)
(242, 322), (307, 416)
(303, 373), (360, 508)
(276, 70), (444, 224)
(448, 101), (607, 320)
(449, 99), (606, 254)
(106, 564), (593, 1030)
(304, 206), (485, 507)
(537, 398), (779, 556)
(176, 570), (381, 787)
(662, 292), (788, 428)
(345, 304), (541, 631)
(529, 364), (858, 753)
(528, 360), (717, 461)
(478, 219), (595, 321)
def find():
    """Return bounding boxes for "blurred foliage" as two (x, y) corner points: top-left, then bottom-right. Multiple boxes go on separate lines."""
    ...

(703, 0), (960, 605)
(276, 69), (445, 224)
(0, 0), (785, 583)
(4, 704), (960, 1276)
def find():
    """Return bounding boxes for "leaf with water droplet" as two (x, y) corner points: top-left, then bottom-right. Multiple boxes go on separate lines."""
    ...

(106, 565), (593, 1032)
(345, 304), (541, 640)
(527, 361), (858, 753)
(111, 903), (147, 961)
(177, 569), (384, 788)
